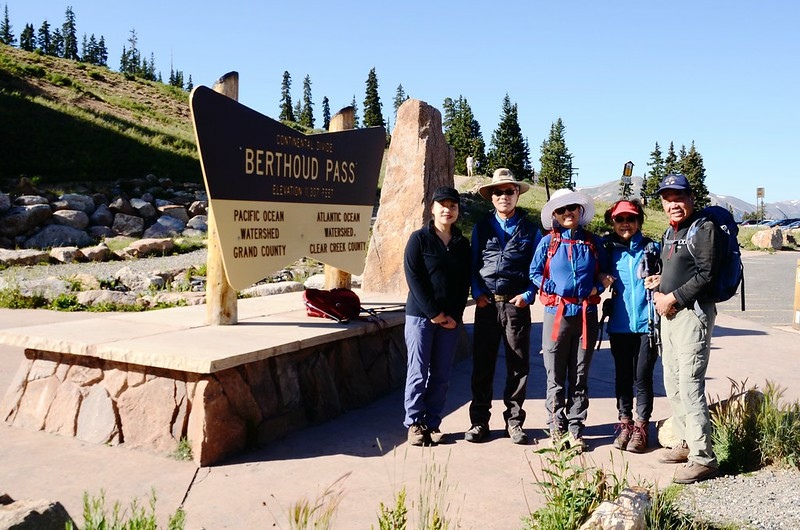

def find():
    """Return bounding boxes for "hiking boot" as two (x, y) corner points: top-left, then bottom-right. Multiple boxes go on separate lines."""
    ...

(464, 423), (489, 443)
(408, 423), (426, 446)
(568, 432), (588, 453)
(507, 425), (529, 445)
(612, 418), (633, 450)
(657, 440), (689, 463)
(427, 427), (445, 444)
(626, 421), (649, 453)
(672, 461), (719, 484)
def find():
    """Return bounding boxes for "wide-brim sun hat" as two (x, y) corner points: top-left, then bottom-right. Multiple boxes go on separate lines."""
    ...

(477, 168), (531, 201)
(541, 188), (595, 230)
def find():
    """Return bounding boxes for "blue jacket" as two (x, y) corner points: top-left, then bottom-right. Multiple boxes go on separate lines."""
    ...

(601, 232), (661, 334)
(471, 210), (541, 304)
(530, 227), (606, 316)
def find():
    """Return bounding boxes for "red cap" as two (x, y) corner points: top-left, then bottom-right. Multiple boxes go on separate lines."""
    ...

(610, 201), (639, 218)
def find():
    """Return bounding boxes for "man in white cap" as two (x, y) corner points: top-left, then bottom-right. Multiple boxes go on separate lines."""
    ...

(465, 168), (541, 445)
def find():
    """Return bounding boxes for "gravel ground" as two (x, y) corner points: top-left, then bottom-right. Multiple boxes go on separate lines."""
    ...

(0, 248), (208, 283)
(675, 467), (800, 529)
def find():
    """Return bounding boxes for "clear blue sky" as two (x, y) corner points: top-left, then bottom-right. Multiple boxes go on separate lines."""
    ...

(6, 1), (799, 204)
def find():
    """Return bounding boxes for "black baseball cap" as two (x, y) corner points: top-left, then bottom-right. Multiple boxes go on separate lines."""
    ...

(432, 186), (460, 203)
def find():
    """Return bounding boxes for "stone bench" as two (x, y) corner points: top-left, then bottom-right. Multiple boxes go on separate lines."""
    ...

(0, 291), (408, 465)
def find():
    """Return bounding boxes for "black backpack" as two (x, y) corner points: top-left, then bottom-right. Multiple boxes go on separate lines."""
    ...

(664, 205), (745, 310)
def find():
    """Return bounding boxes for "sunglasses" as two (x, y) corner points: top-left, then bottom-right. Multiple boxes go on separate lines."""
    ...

(554, 204), (580, 215)
(613, 215), (639, 223)
(492, 188), (517, 197)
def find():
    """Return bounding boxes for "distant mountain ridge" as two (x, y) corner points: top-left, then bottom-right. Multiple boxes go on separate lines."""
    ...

(577, 176), (800, 221)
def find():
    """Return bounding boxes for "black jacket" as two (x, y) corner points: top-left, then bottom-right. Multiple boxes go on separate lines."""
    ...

(659, 211), (716, 308)
(404, 221), (471, 322)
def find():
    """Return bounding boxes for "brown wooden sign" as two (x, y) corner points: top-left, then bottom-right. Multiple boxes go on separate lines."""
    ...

(190, 86), (385, 290)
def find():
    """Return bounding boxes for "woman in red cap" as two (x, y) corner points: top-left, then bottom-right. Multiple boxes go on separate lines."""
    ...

(601, 199), (661, 453)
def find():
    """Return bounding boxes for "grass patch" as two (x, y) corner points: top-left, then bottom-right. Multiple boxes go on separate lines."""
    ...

(65, 489), (185, 530)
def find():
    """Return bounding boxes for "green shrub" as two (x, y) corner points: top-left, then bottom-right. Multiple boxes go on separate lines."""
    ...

(710, 379), (761, 473)
(0, 286), (48, 309)
(50, 293), (86, 311)
(756, 381), (800, 468)
(645, 484), (715, 530)
(47, 72), (73, 87)
(522, 435), (627, 529)
(65, 488), (185, 530)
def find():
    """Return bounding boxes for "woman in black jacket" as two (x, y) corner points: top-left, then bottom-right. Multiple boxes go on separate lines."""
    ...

(403, 186), (471, 446)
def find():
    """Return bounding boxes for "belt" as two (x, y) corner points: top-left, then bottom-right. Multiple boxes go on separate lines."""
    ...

(492, 293), (512, 303)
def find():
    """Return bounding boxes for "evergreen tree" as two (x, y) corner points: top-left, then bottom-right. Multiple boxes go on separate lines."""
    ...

(278, 71), (294, 122)
(0, 5), (14, 45)
(681, 142), (710, 208)
(37, 20), (52, 54)
(538, 117), (574, 191)
(442, 97), (456, 131)
(299, 74), (314, 128)
(394, 83), (408, 116)
(293, 100), (302, 122)
(120, 29), (141, 76)
(96, 35), (107, 66)
(51, 28), (64, 57)
(444, 96), (486, 175)
(643, 141), (665, 205)
(186, 74), (193, 91)
(486, 94), (530, 179)
(350, 95), (360, 128)
(362, 67), (385, 128)
(61, 6), (79, 60)
(20, 23), (35, 51)
(664, 141), (679, 174)
(321, 96), (331, 130)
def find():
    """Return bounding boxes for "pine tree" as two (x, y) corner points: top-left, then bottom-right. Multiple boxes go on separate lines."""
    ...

(299, 74), (314, 128)
(51, 28), (64, 57)
(293, 100), (302, 122)
(186, 75), (193, 91)
(20, 23), (35, 51)
(486, 94), (531, 179)
(444, 96), (486, 175)
(61, 6), (79, 60)
(0, 5), (15, 45)
(278, 71), (294, 122)
(350, 95), (360, 128)
(120, 29), (141, 76)
(538, 118), (574, 190)
(643, 141), (665, 205)
(442, 97), (456, 131)
(321, 96), (331, 130)
(37, 20), (52, 54)
(681, 142), (710, 208)
(664, 141), (679, 174)
(394, 84), (408, 116)
(96, 35), (107, 66)
(362, 67), (385, 128)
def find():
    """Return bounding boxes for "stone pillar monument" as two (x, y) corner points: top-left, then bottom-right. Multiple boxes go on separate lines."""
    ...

(362, 99), (455, 294)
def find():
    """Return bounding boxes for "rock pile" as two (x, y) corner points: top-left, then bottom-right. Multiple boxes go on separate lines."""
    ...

(0, 175), (208, 256)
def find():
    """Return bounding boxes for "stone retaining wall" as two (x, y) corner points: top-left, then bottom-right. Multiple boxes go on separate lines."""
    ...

(1, 324), (408, 466)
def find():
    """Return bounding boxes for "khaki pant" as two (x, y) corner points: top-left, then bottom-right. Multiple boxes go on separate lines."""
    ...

(660, 301), (718, 467)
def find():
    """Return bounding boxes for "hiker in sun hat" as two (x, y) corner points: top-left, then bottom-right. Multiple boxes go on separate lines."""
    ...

(530, 187), (611, 452)
(600, 199), (661, 454)
(465, 168), (541, 445)
(403, 186), (471, 446)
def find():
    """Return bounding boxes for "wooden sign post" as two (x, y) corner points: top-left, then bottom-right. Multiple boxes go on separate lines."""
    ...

(324, 107), (355, 290)
(205, 72), (239, 325)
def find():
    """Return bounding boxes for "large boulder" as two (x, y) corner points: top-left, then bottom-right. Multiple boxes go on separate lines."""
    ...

(751, 228), (783, 250)
(0, 204), (53, 237)
(53, 193), (95, 214)
(51, 209), (90, 230)
(130, 198), (157, 220)
(23, 225), (92, 249)
(0, 192), (10, 213)
(362, 98), (455, 294)
(89, 203), (114, 226)
(112, 213), (144, 237)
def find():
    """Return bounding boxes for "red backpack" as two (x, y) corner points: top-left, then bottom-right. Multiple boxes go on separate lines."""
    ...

(303, 288), (362, 323)
(538, 230), (601, 349)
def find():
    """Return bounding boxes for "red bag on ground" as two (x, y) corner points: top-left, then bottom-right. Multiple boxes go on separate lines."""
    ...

(303, 288), (362, 323)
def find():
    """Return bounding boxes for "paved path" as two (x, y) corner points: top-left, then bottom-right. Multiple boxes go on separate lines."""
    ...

(1, 251), (799, 529)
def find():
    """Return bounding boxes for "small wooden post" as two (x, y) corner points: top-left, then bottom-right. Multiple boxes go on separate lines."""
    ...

(205, 72), (239, 325)
(323, 107), (355, 290)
